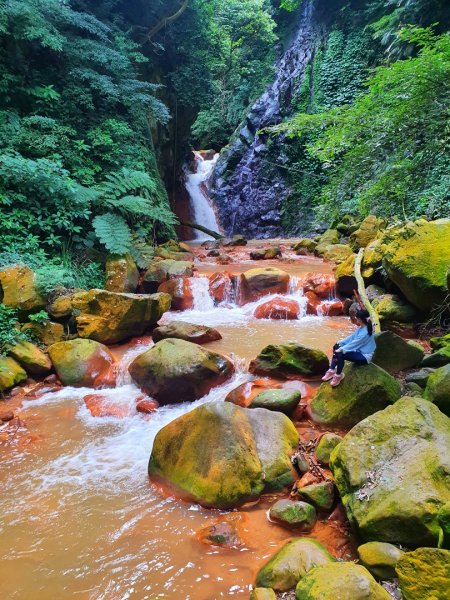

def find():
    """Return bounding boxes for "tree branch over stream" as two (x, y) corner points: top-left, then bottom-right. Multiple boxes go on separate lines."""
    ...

(143, 0), (189, 44)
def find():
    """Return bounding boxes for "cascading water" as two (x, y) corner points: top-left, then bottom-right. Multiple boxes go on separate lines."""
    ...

(210, 0), (317, 238)
(184, 152), (221, 240)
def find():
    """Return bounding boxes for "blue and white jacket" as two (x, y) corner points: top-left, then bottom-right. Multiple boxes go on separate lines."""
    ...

(337, 326), (376, 362)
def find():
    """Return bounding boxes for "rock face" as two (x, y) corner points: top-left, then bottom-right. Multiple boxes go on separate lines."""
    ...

(372, 331), (424, 373)
(8, 340), (52, 376)
(105, 254), (139, 293)
(372, 293), (418, 323)
(423, 364), (450, 416)
(72, 289), (171, 344)
(0, 357), (27, 392)
(0, 265), (45, 313)
(295, 562), (391, 600)
(255, 538), (335, 591)
(331, 398), (450, 546)
(310, 363), (401, 427)
(382, 219), (450, 312)
(151, 321), (222, 344)
(250, 343), (329, 378)
(129, 339), (234, 404)
(240, 267), (290, 303)
(48, 339), (115, 387)
(396, 548), (450, 600)
(148, 402), (298, 508)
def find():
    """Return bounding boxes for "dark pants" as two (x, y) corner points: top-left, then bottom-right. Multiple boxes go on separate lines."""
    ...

(330, 349), (367, 374)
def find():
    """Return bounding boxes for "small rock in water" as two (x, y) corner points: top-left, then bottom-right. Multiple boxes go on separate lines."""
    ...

(0, 411), (14, 422)
(196, 513), (246, 548)
(250, 389), (301, 414)
(254, 297), (299, 320)
(136, 398), (159, 414)
(297, 480), (335, 511)
(269, 499), (316, 530)
(84, 394), (131, 418)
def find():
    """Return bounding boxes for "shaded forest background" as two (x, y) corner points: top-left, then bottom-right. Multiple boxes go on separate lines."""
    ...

(0, 0), (448, 286)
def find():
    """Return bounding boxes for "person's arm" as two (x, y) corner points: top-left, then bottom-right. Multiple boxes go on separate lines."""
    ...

(337, 330), (357, 347)
(340, 329), (370, 353)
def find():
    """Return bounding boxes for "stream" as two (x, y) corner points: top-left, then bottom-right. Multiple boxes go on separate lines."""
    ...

(0, 248), (355, 600)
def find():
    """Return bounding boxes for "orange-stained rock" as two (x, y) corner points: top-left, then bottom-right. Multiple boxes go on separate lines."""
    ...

(0, 411), (14, 422)
(319, 301), (345, 317)
(303, 274), (336, 299)
(157, 277), (193, 311)
(136, 397), (159, 414)
(240, 267), (290, 304)
(84, 394), (131, 418)
(254, 297), (299, 320)
(225, 378), (307, 408)
(48, 339), (115, 388)
(196, 513), (246, 548)
(93, 363), (118, 389)
(296, 472), (320, 489)
(208, 272), (232, 304)
(305, 291), (321, 315)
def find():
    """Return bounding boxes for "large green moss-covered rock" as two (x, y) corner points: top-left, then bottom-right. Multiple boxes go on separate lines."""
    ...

(72, 289), (171, 344)
(255, 538), (335, 591)
(295, 562), (391, 600)
(315, 229), (340, 256)
(48, 339), (115, 387)
(396, 548), (450, 600)
(422, 346), (450, 367)
(350, 215), (385, 250)
(148, 402), (298, 508)
(0, 357), (27, 392)
(383, 219), (450, 312)
(423, 364), (450, 416)
(358, 542), (404, 579)
(372, 294), (418, 323)
(310, 363), (401, 427)
(105, 254), (139, 293)
(129, 338), (234, 404)
(431, 333), (450, 351)
(9, 340), (52, 376)
(250, 343), (329, 378)
(372, 331), (424, 373)
(0, 266), (45, 313)
(331, 398), (450, 546)
(319, 244), (353, 264)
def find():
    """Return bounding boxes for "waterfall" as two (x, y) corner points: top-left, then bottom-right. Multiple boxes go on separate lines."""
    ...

(184, 151), (221, 240)
(210, 0), (317, 238)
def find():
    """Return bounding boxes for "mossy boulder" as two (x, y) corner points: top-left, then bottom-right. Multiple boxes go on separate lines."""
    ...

(129, 338), (234, 404)
(350, 215), (385, 250)
(320, 244), (353, 264)
(422, 345), (450, 367)
(105, 254), (139, 293)
(0, 357), (27, 392)
(297, 481), (334, 511)
(292, 238), (317, 253)
(330, 397), (450, 546)
(396, 548), (450, 600)
(143, 259), (194, 292)
(0, 266), (45, 313)
(152, 321), (222, 344)
(382, 218), (450, 312)
(250, 343), (329, 378)
(250, 389), (301, 414)
(315, 433), (343, 465)
(21, 321), (65, 346)
(423, 364), (450, 416)
(431, 333), (450, 351)
(48, 339), (115, 387)
(405, 368), (435, 388)
(438, 502), (450, 548)
(255, 538), (335, 591)
(358, 542), (404, 579)
(310, 363), (401, 427)
(9, 340), (52, 376)
(148, 402), (298, 508)
(72, 289), (171, 344)
(46, 290), (75, 320)
(269, 499), (316, 530)
(315, 229), (340, 256)
(335, 254), (374, 295)
(295, 562), (391, 600)
(250, 246), (282, 260)
(372, 331), (424, 373)
(372, 294), (419, 323)
(240, 267), (290, 303)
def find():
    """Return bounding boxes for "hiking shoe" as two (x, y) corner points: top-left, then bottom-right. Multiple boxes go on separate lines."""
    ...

(330, 373), (345, 387)
(321, 369), (336, 382)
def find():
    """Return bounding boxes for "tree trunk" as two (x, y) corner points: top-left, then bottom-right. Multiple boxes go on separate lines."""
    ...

(354, 248), (381, 333)
(179, 220), (223, 240)
(143, 0), (189, 44)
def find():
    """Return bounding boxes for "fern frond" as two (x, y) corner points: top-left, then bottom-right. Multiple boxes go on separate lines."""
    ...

(129, 234), (155, 269)
(93, 213), (132, 254)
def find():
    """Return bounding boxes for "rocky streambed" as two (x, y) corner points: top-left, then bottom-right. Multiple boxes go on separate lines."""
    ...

(0, 226), (450, 599)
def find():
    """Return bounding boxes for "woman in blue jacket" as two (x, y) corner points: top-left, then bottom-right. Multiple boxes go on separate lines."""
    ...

(322, 308), (376, 387)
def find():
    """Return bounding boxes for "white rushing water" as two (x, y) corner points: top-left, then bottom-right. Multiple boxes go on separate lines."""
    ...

(185, 152), (221, 240)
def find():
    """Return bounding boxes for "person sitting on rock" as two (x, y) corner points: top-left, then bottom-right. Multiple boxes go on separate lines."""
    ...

(322, 308), (375, 387)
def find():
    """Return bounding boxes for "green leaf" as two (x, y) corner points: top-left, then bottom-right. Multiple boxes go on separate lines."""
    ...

(93, 213), (132, 254)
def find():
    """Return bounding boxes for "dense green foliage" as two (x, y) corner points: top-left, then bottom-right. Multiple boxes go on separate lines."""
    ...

(0, 0), (177, 283)
(0, 304), (29, 356)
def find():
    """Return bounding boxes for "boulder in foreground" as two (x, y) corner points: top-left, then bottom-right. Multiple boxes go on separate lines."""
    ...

(48, 339), (115, 387)
(129, 338), (233, 404)
(395, 547), (450, 600)
(331, 397), (450, 546)
(250, 343), (329, 378)
(149, 402), (298, 508)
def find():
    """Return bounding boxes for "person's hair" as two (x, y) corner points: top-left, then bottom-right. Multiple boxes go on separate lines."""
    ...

(355, 309), (373, 336)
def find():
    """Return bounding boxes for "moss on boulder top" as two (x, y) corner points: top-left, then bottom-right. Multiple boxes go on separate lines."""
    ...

(250, 343), (329, 378)
(331, 397), (450, 547)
